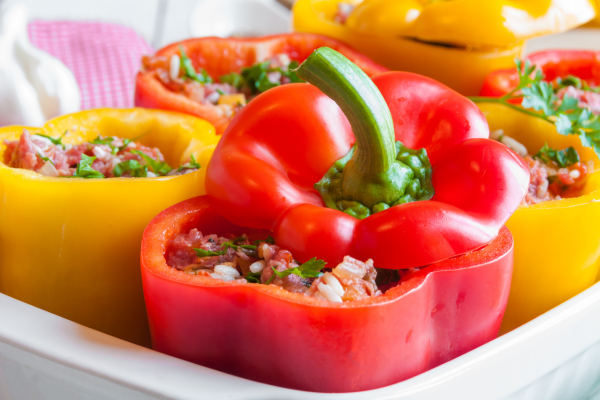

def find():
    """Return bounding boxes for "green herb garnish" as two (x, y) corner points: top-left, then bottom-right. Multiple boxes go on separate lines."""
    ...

(91, 136), (114, 146)
(470, 59), (600, 157)
(245, 272), (262, 283)
(534, 144), (580, 168)
(268, 257), (326, 284)
(36, 130), (67, 146)
(90, 132), (149, 155)
(118, 139), (132, 152)
(556, 75), (600, 93)
(218, 59), (304, 95)
(118, 131), (151, 152)
(131, 149), (173, 176)
(113, 159), (148, 177)
(179, 46), (213, 84)
(177, 154), (201, 172)
(91, 136), (119, 154)
(194, 248), (226, 258)
(253, 235), (275, 246)
(219, 72), (246, 89)
(38, 153), (54, 166)
(193, 236), (253, 258)
(189, 154), (200, 169)
(72, 154), (105, 179)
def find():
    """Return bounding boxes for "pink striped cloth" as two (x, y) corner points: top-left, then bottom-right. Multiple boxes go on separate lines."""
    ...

(28, 21), (153, 110)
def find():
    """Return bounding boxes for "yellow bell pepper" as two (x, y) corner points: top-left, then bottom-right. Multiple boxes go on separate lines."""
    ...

(591, 0), (600, 25)
(292, 0), (597, 95)
(477, 103), (600, 335)
(0, 108), (219, 347)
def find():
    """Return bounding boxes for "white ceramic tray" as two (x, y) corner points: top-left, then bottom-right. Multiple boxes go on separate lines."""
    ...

(1, 279), (600, 400)
(2, 11), (600, 400)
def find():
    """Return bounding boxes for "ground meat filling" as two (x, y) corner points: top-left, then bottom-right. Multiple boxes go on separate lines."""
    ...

(166, 229), (382, 303)
(141, 51), (299, 119)
(3, 130), (198, 178)
(557, 86), (600, 115)
(491, 129), (592, 205)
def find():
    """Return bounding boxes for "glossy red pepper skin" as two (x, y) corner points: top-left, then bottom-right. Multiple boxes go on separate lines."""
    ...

(206, 72), (529, 269)
(134, 33), (388, 134)
(480, 50), (600, 97)
(141, 196), (514, 393)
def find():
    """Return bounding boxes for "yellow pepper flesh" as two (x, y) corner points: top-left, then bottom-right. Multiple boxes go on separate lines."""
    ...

(403, 0), (597, 48)
(293, 0), (597, 95)
(0, 108), (219, 347)
(478, 103), (600, 335)
(592, 0), (600, 24)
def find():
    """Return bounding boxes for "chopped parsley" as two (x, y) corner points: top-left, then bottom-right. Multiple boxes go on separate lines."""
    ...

(245, 272), (262, 283)
(253, 235), (274, 246)
(219, 59), (303, 95)
(113, 159), (148, 177)
(534, 144), (580, 168)
(36, 130), (67, 146)
(91, 131), (149, 155)
(192, 236), (325, 286)
(194, 248), (227, 258)
(193, 236), (253, 258)
(471, 58), (600, 157)
(271, 257), (326, 280)
(265, 257), (326, 285)
(131, 149), (172, 176)
(556, 75), (600, 94)
(179, 46), (213, 84)
(177, 154), (201, 172)
(219, 72), (246, 88)
(72, 154), (105, 179)
(38, 153), (54, 166)
(91, 136), (114, 146)
(188, 154), (200, 169)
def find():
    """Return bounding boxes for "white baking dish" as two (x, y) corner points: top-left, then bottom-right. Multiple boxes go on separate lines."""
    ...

(1, 279), (599, 400)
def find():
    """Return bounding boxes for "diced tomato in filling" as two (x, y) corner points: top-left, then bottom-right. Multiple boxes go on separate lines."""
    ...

(2, 130), (198, 178)
(166, 229), (382, 303)
(491, 130), (592, 205)
(520, 156), (590, 205)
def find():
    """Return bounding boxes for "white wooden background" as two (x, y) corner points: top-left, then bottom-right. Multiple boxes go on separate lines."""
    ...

(1, 0), (599, 52)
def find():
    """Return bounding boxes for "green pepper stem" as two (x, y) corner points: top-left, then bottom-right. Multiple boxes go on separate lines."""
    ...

(296, 47), (396, 175)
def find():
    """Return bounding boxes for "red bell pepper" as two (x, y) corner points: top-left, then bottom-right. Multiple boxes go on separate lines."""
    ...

(206, 48), (529, 270)
(134, 33), (388, 134)
(141, 195), (514, 393)
(480, 50), (600, 97)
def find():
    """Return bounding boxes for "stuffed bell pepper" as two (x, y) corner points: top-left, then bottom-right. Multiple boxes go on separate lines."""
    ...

(135, 33), (387, 134)
(141, 48), (529, 392)
(591, 0), (600, 25)
(473, 51), (600, 334)
(0, 108), (219, 347)
(292, 0), (597, 95)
